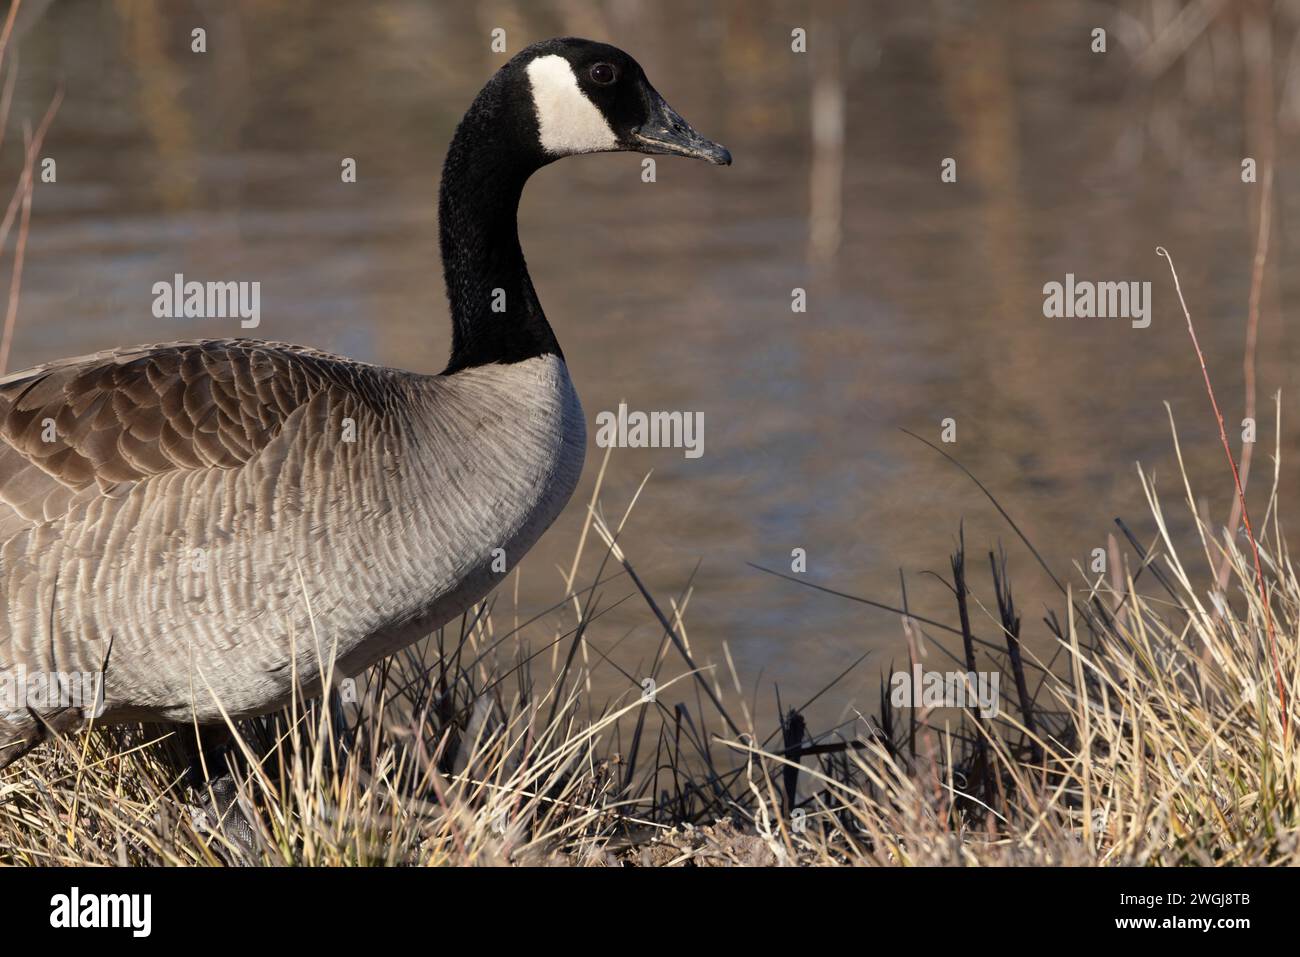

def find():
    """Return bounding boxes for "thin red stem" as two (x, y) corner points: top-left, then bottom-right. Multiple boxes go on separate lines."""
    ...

(1158, 246), (1288, 738)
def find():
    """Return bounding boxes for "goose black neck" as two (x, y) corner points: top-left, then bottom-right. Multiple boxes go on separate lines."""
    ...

(438, 76), (560, 375)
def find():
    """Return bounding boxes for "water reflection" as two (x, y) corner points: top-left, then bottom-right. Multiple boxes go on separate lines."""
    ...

(3, 1), (1295, 728)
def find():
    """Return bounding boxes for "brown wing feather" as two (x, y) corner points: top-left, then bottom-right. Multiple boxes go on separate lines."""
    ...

(0, 338), (399, 543)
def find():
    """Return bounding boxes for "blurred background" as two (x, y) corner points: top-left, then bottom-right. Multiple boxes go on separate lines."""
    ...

(1, 0), (1296, 729)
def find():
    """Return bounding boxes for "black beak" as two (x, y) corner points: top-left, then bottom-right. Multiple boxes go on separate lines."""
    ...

(632, 86), (731, 166)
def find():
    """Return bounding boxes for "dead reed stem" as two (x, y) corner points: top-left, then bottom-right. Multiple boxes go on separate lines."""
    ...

(0, 79), (62, 376)
(1156, 245), (1287, 737)
(1216, 164), (1272, 592)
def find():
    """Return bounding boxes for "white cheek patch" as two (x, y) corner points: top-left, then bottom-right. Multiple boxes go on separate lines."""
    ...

(526, 54), (619, 157)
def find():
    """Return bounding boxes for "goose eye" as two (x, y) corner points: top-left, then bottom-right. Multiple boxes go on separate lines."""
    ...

(589, 63), (616, 85)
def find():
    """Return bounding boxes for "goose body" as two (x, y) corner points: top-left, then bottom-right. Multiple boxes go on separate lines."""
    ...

(0, 344), (583, 726)
(0, 37), (728, 765)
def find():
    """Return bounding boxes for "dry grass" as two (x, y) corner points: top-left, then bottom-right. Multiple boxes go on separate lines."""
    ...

(1, 412), (1297, 866)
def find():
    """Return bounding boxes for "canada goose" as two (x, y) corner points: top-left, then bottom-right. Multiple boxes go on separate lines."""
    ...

(0, 37), (730, 769)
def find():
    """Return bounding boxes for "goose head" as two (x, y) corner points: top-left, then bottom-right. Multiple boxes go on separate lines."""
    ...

(438, 37), (729, 373)
(512, 37), (731, 167)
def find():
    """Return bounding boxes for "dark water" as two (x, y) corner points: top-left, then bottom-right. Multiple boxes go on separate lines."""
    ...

(5, 0), (1299, 728)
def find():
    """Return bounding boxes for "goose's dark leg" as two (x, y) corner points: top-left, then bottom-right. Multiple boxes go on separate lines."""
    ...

(177, 724), (258, 859)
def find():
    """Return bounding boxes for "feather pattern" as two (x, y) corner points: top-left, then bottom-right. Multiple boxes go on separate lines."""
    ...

(0, 340), (584, 762)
